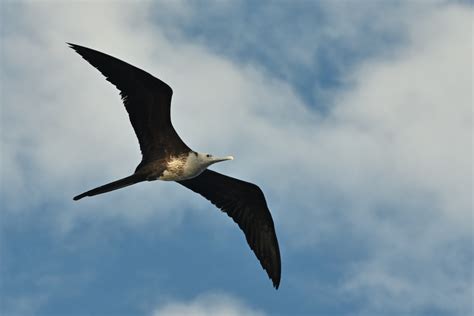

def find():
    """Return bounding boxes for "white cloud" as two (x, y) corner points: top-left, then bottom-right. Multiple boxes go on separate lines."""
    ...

(1, 1), (472, 315)
(313, 5), (473, 314)
(150, 293), (265, 316)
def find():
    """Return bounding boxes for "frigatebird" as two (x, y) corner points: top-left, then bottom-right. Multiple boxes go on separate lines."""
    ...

(69, 43), (281, 288)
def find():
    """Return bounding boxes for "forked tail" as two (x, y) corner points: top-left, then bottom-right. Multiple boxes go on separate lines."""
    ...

(73, 173), (146, 201)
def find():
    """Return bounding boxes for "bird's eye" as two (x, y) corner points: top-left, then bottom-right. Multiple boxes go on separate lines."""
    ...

(206, 154), (211, 158)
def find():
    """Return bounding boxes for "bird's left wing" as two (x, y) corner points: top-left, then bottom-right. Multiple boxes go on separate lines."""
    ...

(178, 170), (281, 288)
(68, 43), (191, 164)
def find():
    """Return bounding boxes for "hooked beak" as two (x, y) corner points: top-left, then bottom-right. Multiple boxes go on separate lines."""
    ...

(211, 155), (234, 163)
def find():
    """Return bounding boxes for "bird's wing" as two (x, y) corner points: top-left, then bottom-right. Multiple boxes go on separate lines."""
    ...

(68, 43), (190, 164)
(178, 170), (281, 288)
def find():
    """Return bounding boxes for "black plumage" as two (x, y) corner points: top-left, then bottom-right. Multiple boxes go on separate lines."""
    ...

(68, 43), (190, 165)
(179, 170), (281, 288)
(69, 43), (281, 288)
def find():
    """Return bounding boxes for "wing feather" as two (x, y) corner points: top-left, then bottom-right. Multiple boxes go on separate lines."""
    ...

(178, 170), (281, 288)
(68, 43), (190, 164)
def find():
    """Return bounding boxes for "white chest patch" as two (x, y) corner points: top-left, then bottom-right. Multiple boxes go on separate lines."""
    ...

(159, 152), (206, 181)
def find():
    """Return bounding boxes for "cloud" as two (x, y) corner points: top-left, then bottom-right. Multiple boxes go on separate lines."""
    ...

(1, 1), (472, 315)
(307, 5), (472, 314)
(150, 293), (265, 316)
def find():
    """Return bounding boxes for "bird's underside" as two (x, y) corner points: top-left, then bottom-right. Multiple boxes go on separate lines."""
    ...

(69, 43), (281, 289)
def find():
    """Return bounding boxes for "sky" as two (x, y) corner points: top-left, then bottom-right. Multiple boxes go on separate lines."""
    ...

(0, 1), (472, 315)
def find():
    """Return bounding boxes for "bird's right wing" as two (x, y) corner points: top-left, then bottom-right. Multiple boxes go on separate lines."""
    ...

(178, 170), (281, 289)
(68, 43), (190, 164)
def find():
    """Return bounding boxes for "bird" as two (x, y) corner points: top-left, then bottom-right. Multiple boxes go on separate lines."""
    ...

(68, 43), (281, 289)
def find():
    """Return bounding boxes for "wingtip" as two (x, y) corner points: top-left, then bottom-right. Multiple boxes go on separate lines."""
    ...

(272, 276), (280, 290)
(67, 42), (83, 52)
(267, 261), (281, 289)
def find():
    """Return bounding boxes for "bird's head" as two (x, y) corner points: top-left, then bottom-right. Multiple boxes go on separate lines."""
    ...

(197, 152), (234, 167)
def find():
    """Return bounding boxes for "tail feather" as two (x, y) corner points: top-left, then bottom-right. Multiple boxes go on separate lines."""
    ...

(73, 173), (146, 201)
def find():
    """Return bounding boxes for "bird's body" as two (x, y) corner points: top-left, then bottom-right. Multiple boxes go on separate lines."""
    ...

(168, 152), (234, 181)
(157, 153), (194, 181)
(69, 43), (281, 289)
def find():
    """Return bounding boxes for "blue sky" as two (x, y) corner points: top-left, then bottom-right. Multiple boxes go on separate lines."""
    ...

(1, 1), (472, 315)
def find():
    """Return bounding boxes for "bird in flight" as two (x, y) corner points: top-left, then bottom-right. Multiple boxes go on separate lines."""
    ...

(69, 43), (281, 289)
